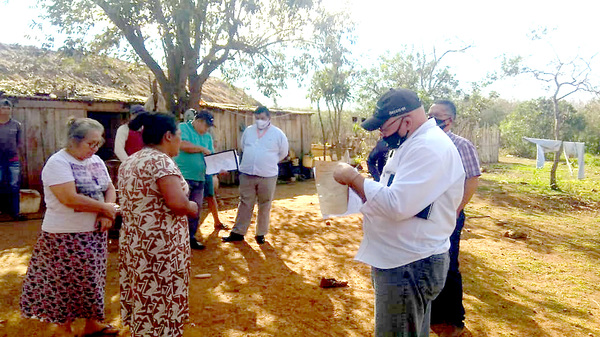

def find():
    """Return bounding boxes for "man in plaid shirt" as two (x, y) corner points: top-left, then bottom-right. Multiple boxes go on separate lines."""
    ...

(429, 100), (481, 337)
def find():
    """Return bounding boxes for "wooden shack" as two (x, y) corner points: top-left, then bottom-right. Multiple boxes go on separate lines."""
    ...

(6, 95), (313, 193)
(5, 95), (135, 192)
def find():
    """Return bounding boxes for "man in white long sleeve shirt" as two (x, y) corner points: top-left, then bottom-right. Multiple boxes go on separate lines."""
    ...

(223, 106), (289, 244)
(334, 88), (465, 336)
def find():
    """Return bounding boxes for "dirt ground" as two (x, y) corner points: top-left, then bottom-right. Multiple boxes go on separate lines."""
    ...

(1, 171), (599, 336)
(1, 180), (373, 337)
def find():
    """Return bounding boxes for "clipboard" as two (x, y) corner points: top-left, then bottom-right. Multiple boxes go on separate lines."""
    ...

(204, 149), (240, 175)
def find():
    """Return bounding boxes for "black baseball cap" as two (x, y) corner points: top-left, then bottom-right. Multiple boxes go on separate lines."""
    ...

(361, 88), (422, 131)
(0, 99), (13, 108)
(195, 109), (215, 127)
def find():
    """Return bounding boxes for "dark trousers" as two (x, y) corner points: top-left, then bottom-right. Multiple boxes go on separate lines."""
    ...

(431, 210), (466, 327)
(186, 180), (204, 241)
(0, 161), (21, 217)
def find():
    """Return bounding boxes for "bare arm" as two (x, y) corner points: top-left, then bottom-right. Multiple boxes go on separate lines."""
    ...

(97, 182), (118, 231)
(157, 175), (199, 217)
(179, 140), (211, 155)
(457, 176), (479, 216)
(334, 163), (366, 203)
(49, 182), (118, 219)
(104, 181), (117, 203)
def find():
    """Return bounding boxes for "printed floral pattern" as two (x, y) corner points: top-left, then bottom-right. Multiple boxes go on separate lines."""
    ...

(20, 231), (108, 323)
(118, 147), (190, 337)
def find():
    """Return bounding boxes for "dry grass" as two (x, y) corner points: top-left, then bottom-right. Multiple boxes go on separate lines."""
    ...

(1, 155), (599, 336)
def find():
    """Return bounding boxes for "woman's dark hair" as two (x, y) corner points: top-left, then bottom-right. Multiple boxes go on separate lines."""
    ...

(131, 112), (178, 145)
(128, 112), (144, 131)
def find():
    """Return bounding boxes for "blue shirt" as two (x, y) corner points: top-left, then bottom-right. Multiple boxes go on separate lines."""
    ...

(174, 122), (213, 181)
(239, 124), (288, 177)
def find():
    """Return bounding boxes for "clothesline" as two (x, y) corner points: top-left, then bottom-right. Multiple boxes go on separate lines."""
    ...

(522, 137), (585, 179)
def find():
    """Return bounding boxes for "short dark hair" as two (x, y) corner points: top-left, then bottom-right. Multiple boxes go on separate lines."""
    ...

(433, 100), (457, 118)
(193, 109), (215, 127)
(131, 112), (178, 145)
(254, 106), (270, 117)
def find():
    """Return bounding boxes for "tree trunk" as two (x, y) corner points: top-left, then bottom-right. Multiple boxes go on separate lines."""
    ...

(550, 142), (563, 190)
(549, 98), (561, 190)
(316, 102), (327, 159)
(188, 74), (204, 111)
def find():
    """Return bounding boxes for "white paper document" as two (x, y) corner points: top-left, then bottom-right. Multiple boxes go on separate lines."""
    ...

(314, 160), (362, 219)
(204, 150), (240, 175)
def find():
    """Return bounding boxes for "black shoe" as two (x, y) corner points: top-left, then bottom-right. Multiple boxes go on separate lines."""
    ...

(190, 239), (206, 250)
(12, 214), (27, 221)
(222, 232), (244, 242)
(255, 235), (265, 244)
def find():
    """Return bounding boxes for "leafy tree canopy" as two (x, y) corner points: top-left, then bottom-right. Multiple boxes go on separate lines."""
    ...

(355, 46), (469, 114)
(37, 0), (325, 113)
(500, 98), (583, 158)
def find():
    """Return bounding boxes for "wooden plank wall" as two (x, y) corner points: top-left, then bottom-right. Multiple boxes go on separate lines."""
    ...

(12, 106), (85, 191)
(454, 122), (500, 164)
(209, 109), (312, 157)
(10, 99), (130, 191)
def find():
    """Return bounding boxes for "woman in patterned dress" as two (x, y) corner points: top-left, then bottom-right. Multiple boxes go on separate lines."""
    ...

(20, 117), (120, 336)
(117, 112), (198, 337)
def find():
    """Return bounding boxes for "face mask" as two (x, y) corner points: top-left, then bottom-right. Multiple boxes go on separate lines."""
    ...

(383, 130), (409, 149)
(435, 118), (447, 129)
(256, 119), (270, 130)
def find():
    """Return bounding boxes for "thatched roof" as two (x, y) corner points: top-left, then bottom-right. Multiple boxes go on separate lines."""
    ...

(0, 42), (260, 105)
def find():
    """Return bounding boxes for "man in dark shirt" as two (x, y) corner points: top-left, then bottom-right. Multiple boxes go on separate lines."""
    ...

(366, 138), (389, 182)
(0, 98), (24, 220)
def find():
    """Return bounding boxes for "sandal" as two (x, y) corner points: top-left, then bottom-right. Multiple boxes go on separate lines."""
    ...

(214, 222), (230, 231)
(82, 325), (119, 337)
(319, 277), (348, 288)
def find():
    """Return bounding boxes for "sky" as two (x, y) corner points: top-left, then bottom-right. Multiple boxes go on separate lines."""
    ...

(2, 0), (599, 109)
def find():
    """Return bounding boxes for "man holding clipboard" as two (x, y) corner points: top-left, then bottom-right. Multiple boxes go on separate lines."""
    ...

(175, 109), (220, 250)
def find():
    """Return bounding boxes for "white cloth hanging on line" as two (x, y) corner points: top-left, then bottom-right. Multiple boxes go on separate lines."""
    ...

(523, 137), (585, 179)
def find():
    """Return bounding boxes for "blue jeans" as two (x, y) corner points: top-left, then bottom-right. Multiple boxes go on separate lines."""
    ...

(186, 180), (204, 241)
(431, 211), (466, 327)
(0, 161), (21, 217)
(372, 252), (449, 337)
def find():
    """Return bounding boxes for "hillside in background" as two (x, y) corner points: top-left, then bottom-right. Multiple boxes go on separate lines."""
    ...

(0, 43), (260, 105)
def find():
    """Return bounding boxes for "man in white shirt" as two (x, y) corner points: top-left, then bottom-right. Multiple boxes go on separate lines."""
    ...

(334, 88), (465, 336)
(223, 106), (289, 244)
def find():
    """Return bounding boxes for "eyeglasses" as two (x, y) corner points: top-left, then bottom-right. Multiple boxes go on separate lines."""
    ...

(86, 139), (105, 149)
(380, 116), (405, 135)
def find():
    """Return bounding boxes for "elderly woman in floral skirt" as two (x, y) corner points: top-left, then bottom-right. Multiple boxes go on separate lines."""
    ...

(20, 117), (120, 337)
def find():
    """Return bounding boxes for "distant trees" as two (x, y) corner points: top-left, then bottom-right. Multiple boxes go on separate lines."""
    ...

(500, 98), (584, 158)
(38, 0), (325, 113)
(356, 46), (470, 113)
(503, 28), (600, 189)
(308, 11), (355, 157)
(579, 99), (600, 154)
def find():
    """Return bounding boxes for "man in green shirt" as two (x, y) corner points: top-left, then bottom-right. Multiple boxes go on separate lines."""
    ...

(174, 110), (214, 250)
